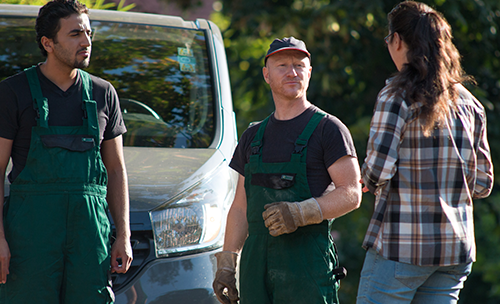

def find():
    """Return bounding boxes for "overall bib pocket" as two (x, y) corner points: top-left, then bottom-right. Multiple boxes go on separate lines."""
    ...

(40, 134), (95, 152)
(250, 173), (296, 189)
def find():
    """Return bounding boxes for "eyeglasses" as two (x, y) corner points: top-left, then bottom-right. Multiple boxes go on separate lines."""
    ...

(384, 32), (394, 44)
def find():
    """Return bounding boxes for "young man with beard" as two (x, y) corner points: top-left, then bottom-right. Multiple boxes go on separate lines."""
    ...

(0, 1), (132, 302)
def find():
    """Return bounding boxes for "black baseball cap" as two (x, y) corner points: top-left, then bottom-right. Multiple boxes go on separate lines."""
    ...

(265, 37), (311, 64)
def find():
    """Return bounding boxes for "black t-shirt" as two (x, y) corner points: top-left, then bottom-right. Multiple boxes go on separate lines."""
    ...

(0, 65), (126, 183)
(230, 105), (357, 197)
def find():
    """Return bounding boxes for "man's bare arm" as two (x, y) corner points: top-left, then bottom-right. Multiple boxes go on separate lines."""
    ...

(0, 138), (13, 283)
(101, 135), (132, 273)
(316, 155), (362, 219)
(222, 175), (248, 253)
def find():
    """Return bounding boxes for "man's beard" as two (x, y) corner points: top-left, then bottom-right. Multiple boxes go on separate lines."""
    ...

(75, 57), (90, 69)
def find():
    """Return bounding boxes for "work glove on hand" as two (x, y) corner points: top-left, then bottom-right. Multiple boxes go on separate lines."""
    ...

(213, 251), (239, 304)
(262, 197), (323, 236)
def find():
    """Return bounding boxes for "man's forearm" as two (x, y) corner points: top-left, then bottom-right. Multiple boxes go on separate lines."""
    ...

(222, 175), (248, 253)
(0, 174), (5, 239)
(316, 184), (361, 220)
(0, 164), (11, 284)
(222, 205), (248, 253)
(106, 168), (130, 239)
(0, 138), (13, 239)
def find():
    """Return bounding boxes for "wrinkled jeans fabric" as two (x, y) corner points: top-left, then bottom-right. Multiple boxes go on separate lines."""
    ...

(356, 248), (472, 304)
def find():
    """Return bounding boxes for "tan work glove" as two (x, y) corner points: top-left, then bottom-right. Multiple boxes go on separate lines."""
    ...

(262, 198), (323, 236)
(213, 251), (239, 304)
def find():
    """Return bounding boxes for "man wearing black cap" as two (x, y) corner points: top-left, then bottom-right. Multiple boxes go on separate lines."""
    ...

(213, 37), (361, 304)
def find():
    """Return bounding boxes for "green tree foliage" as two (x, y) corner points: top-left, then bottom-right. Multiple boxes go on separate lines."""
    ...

(212, 0), (500, 302)
(1, 0), (135, 11)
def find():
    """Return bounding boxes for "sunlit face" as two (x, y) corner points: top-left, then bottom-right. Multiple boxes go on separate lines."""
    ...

(50, 13), (92, 69)
(263, 50), (312, 101)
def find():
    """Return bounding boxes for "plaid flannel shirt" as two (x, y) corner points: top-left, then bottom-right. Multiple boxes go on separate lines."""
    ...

(362, 82), (494, 266)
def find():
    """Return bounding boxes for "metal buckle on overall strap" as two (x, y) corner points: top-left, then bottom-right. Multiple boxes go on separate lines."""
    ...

(293, 138), (307, 154)
(251, 140), (262, 155)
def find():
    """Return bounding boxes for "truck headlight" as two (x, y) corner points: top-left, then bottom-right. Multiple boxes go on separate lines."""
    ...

(150, 164), (236, 257)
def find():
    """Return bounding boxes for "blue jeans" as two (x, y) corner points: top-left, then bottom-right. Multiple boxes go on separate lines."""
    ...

(356, 248), (472, 304)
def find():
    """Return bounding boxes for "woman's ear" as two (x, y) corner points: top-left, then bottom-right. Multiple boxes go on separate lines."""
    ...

(393, 32), (402, 50)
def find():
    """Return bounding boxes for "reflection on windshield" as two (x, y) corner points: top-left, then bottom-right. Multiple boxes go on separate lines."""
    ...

(0, 18), (215, 148)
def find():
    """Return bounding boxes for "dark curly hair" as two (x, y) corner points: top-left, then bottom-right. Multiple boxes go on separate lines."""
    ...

(36, 0), (89, 57)
(385, 1), (473, 136)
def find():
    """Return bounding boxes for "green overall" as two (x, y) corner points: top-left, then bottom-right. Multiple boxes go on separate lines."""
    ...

(1, 67), (114, 303)
(239, 112), (341, 304)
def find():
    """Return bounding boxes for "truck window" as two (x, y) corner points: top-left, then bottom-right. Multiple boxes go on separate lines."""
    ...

(0, 17), (215, 148)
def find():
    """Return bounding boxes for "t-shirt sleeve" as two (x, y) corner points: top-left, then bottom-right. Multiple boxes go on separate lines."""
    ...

(229, 142), (246, 176)
(0, 80), (19, 140)
(229, 124), (259, 176)
(322, 115), (357, 169)
(103, 83), (127, 141)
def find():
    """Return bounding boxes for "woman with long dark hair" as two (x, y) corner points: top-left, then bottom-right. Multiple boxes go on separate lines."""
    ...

(357, 1), (493, 303)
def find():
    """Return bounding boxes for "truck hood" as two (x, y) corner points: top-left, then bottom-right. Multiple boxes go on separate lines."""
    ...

(124, 147), (220, 212)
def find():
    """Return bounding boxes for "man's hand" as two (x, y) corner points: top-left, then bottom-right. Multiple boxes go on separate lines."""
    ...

(110, 236), (133, 274)
(262, 198), (323, 237)
(213, 251), (239, 304)
(0, 237), (10, 284)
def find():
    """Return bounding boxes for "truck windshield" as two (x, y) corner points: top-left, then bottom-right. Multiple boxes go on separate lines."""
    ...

(0, 17), (215, 148)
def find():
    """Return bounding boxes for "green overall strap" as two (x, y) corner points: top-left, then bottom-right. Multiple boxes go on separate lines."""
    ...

(80, 69), (93, 100)
(78, 70), (100, 141)
(25, 66), (49, 128)
(290, 111), (326, 162)
(249, 115), (271, 162)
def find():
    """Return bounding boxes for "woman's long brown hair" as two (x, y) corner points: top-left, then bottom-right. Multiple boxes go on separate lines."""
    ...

(386, 1), (473, 136)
